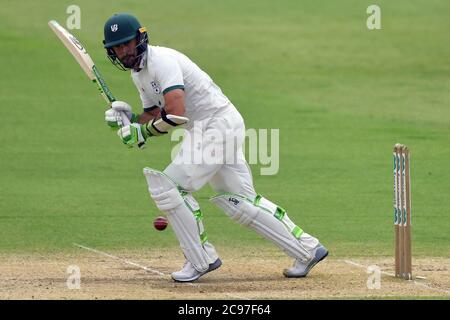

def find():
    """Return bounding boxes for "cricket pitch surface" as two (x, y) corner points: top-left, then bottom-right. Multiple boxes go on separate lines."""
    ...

(0, 247), (449, 299)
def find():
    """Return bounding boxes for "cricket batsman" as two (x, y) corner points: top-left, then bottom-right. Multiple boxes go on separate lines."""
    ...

(103, 13), (328, 282)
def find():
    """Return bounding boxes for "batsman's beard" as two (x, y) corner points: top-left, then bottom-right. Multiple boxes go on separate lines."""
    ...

(121, 54), (137, 68)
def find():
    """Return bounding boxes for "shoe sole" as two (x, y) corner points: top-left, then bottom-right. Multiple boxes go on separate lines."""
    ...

(172, 258), (222, 282)
(283, 248), (329, 278)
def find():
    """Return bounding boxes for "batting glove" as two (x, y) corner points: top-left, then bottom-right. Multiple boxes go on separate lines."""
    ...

(105, 101), (139, 129)
(117, 123), (149, 149)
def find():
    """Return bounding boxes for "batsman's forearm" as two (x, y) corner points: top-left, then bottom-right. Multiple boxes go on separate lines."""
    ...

(138, 109), (161, 124)
(137, 113), (153, 125)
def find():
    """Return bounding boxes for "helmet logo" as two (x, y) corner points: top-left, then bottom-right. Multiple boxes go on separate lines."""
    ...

(110, 24), (119, 32)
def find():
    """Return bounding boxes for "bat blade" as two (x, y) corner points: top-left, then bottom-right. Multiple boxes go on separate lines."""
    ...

(48, 20), (130, 126)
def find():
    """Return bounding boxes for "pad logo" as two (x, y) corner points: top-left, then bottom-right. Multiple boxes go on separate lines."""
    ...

(111, 24), (118, 32)
(151, 81), (161, 94)
(228, 197), (239, 205)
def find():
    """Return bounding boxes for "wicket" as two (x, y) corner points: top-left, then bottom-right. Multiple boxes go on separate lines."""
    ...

(393, 144), (412, 280)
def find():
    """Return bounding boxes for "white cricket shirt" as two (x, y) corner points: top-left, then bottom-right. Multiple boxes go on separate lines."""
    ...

(131, 45), (231, 127)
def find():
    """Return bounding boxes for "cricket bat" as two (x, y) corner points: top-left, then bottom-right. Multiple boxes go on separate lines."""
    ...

(48, 20), (130, 126)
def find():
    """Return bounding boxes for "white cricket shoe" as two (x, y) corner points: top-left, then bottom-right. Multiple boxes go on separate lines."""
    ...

(171, 258), (222, 282)
(283, 244), (328, 278)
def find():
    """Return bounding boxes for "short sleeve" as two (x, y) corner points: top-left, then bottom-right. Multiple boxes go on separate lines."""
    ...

(153, 55), (185, 95)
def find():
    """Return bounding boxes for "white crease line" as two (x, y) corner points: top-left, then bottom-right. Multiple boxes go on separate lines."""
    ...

(73, 243), (249, 296)
(342, 259), (450, 295)
(73, 243), (166, 276)
(343, 260), (395, 277)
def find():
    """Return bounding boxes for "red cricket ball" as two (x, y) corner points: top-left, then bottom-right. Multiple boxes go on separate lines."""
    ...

(153, 216), (168, 231)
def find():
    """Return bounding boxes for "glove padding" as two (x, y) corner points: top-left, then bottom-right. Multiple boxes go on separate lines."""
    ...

(117, 123), (148, 149)
(105, 101), (138, 128)
(146, 114), (189, 136)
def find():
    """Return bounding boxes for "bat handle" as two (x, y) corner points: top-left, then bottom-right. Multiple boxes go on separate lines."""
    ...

(119, 111), (131, 126)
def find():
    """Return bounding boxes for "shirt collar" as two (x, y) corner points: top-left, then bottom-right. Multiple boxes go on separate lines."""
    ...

(132, 48), (148, 73)
(138, 50), (148, 69)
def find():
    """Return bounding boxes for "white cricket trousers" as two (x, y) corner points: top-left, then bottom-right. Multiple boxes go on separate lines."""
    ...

(164, 103), (256, 199)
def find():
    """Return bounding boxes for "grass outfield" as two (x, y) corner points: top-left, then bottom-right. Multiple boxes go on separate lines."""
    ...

(0, 0), (449, 261)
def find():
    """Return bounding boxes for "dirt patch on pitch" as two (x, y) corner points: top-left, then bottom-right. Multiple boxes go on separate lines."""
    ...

(0, 247), (449, 299)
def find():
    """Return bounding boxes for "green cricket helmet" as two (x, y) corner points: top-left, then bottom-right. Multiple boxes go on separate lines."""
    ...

(103, 13), (148, 70)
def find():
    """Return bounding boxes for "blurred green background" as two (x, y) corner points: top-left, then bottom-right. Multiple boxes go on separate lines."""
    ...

(0, 0), (448, 257)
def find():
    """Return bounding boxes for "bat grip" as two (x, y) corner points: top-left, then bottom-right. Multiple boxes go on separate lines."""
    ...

(119, 111), (131, 126)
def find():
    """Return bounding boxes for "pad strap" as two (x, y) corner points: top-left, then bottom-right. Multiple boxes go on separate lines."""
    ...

(211, 193), (310, 262)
